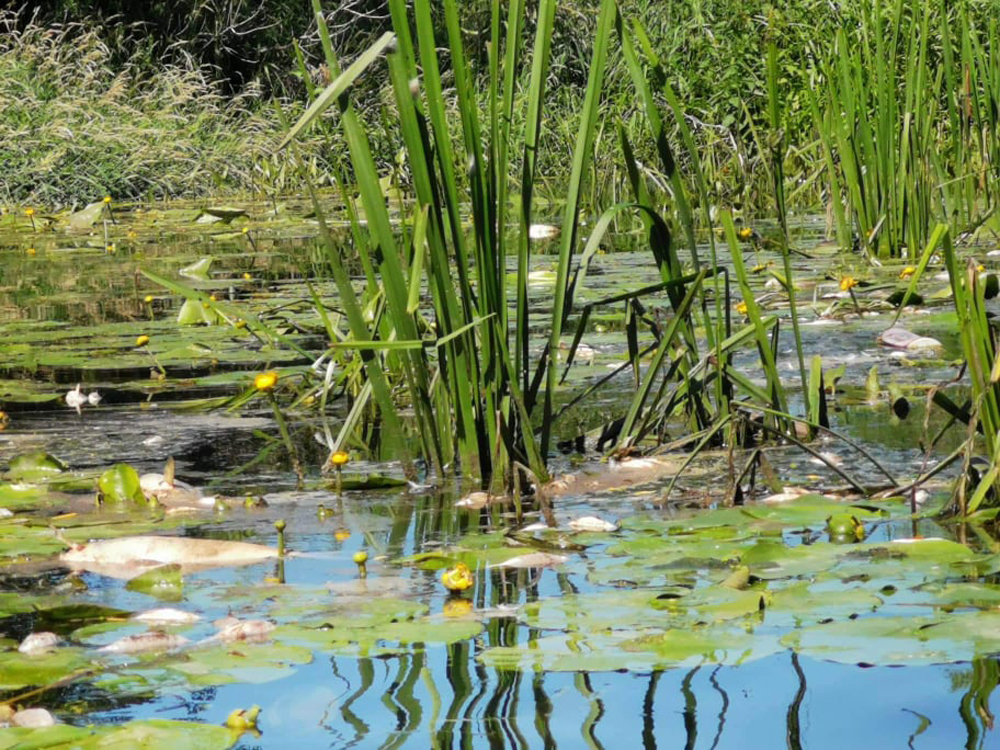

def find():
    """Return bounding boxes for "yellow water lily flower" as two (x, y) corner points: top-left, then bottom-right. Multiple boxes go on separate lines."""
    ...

(254, 371), (278, 392)
(441, 562), (474, 592)
(103, 196), (112, 204)
(225, 705), (261, 732)
(735, 301), (748, 316)
(334, 529), (351, 542)
(738, 227), (754, 240)
(330, 450), (350, 467)
(839, 276), (858, 292)
(24, 208), (34, 217)
(135, 334), (150, 347)
(144, 295), (154, 303)
(899, 266), (916, 279)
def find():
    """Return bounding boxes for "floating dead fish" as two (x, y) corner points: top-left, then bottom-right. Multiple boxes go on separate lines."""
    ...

(140, 457), (215, 508)
(492, 552), (569, 569)
(18, 632), (60, 654)
(212, 619), (276, 643)
(761, 487), (821, 504)
(878, 327), (943, 351)
(131, 608), (201, 626)
(528, 223), (560, 240)
(11, 708), (56, 728)
(60, 535), (279, 579)
(455, 491), (490, 509)
(98, 631), (189, 654)
(568, 516), (619, 532)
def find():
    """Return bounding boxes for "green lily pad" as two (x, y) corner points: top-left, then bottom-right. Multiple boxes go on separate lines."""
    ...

(0, 719), (239, 750)
(5, 452), (67, 483)
(126, 564), (183, 601)
(98, 463), (146, 504)
(169, 641), (313, 686)
(0, 647), (92, 690)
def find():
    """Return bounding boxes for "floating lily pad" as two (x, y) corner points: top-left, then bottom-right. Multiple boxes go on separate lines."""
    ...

(0, 719), (239, 750)
(98, 463), (146, 504)
(5, 452), (67, 483)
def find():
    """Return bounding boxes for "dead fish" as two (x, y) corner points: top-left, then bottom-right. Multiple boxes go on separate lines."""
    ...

(211, 619), (276, 643)
(60, 535), (279, 574)
(528, 223), (560, 240)
(98, 631), (189, 654)
(11, 708), (56, 728)
(568, 516), (619, 532)
(18, 632), (60, 654)
(131, 608), (201, 626)
(455, 491), (490, 509)
(492, 552), (569, 569)
(878, 327), (942, 351)
(140, 457), (215, 508)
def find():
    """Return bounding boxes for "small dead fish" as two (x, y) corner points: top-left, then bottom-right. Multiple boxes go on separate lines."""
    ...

(18, 632), (60, 654)
(528, 223), (560, 240)
(98, 631), (189, 654)
(131, 608), (201, 626)
(11, 708), (56, 728)
(212, 619), (276, 643)
(455, 491), (490, 509)
(878, 327), (942, 351)
(492, 552), (569, 569)
(568, 516), (619, 532)
(140, 457), (215, 508)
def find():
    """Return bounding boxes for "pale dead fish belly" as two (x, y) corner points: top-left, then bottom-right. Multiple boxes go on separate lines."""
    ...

(60, 536), (279, 567)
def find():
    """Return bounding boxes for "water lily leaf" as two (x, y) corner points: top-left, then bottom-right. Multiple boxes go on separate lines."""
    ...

(15, 603), (132, 635)
(5, 452), (67, 483)
(0, 646), (92, 690)
(781, 615), (969, 665)
(98, 463), (146, 504)
(0, 719), (239, 750)
(622, 627), (764, 665)
(766, 581), (884, 627)
(479, 633), (666, 672)
(179, 258), (214, 280)
(67, 201), (105, 229)
(126, 564), (183, 601)
(170, 641), (313, 686)
(201, 207), (247, 222)
(177, 298), (222, 326)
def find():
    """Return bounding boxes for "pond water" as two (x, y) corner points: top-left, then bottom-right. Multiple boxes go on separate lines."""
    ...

(0, 201), (997, 749)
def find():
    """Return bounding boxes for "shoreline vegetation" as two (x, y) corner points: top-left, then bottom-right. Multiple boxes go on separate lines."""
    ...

(3, 0), (998, 226)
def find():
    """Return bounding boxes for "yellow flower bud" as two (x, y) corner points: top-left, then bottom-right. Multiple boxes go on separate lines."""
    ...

(254, 371), (278, 392)
(330, 450), (350, 467)
(135, 335), (150, 347)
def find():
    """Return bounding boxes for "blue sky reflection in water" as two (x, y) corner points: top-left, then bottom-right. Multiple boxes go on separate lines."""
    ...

(138, 623), (990, 749)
